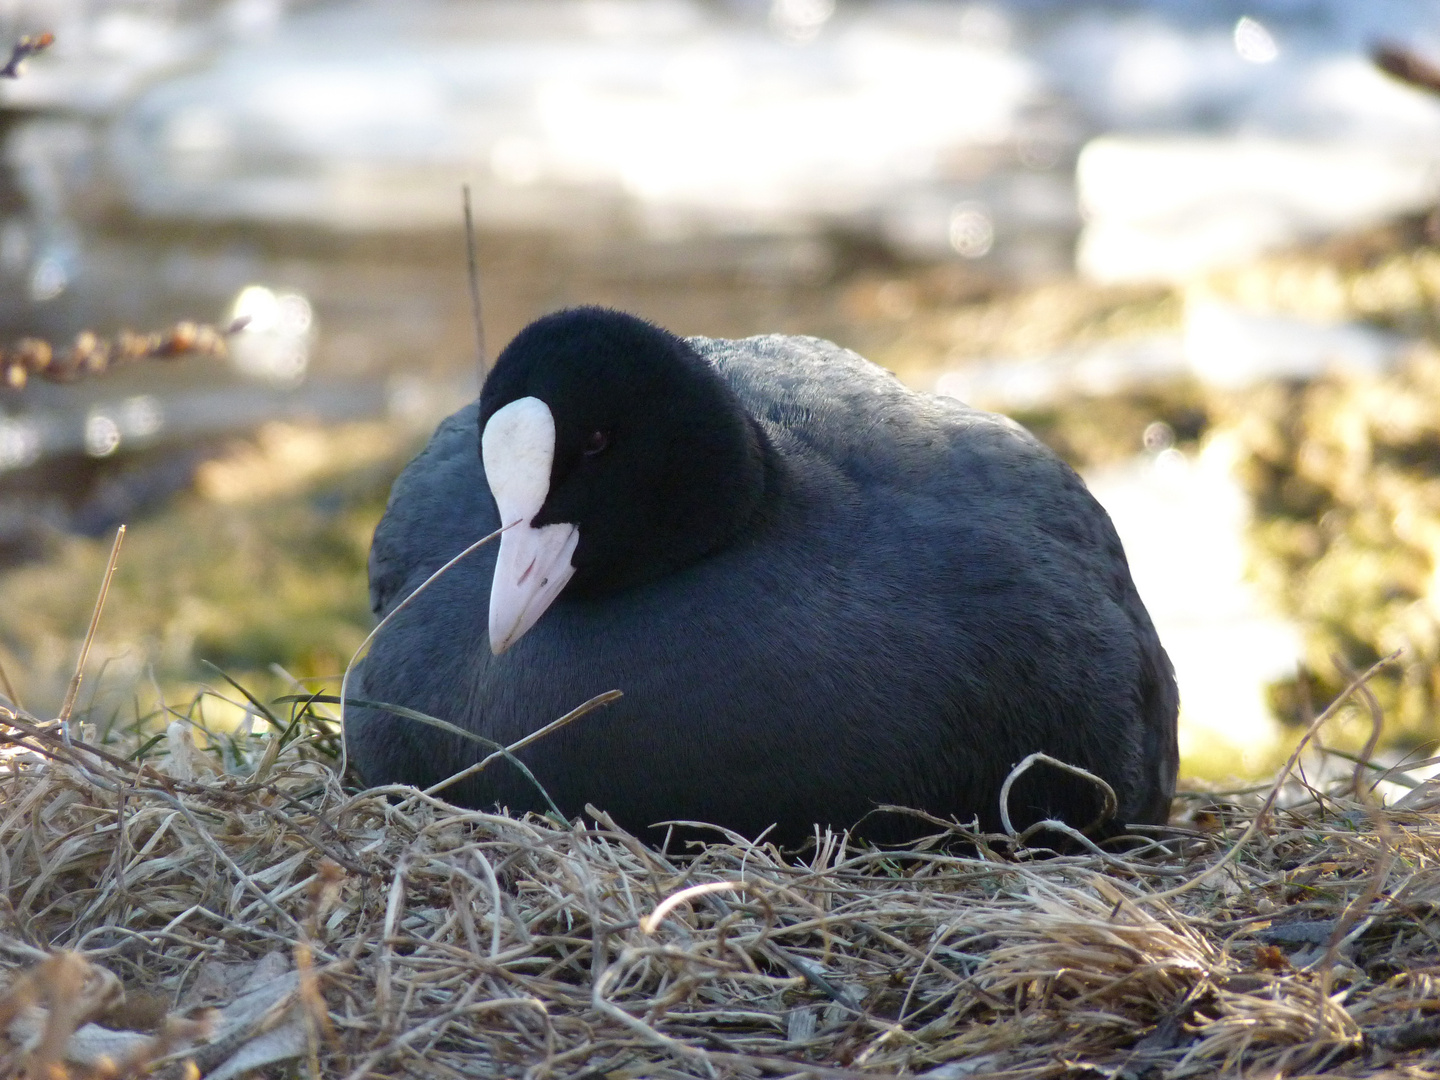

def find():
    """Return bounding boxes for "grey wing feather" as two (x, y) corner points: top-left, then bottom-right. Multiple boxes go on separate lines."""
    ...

(369, 403), (494, 618)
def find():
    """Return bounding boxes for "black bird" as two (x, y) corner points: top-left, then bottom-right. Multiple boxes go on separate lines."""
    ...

(346, 307), (1178, 845)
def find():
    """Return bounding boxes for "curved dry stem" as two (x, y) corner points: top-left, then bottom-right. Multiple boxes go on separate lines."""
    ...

(337, 523), (509, 779)
(998, 751), (1119, 840)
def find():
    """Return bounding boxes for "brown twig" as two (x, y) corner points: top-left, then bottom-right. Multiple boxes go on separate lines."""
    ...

(0, 318), (248, 390)
(1374, 42), (1440, 98)
(462, 184), (487, 376)
(422, 688), (623, 799)
(57, 525), (125, 728)
(0, 31), (52, 79)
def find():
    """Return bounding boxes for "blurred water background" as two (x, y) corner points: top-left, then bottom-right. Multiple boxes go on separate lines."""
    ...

(5, 0), (1440, 780)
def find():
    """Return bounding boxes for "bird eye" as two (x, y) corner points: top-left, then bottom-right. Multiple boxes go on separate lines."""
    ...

(583, 430), (610, 457)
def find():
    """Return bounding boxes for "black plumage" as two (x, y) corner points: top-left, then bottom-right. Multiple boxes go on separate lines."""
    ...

(346, 307), (1178, 845)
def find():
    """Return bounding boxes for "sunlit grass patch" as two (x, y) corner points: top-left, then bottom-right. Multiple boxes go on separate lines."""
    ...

(0, 420), (414, 717)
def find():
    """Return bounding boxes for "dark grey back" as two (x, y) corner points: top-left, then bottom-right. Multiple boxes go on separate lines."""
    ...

(349, 333), (1179, 843)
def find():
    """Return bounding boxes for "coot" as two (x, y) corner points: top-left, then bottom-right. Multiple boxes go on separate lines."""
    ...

(347, 307), (1178, 844)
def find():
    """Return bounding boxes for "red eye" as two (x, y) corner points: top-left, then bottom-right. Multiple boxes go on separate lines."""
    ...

(583, 430), (610, 457)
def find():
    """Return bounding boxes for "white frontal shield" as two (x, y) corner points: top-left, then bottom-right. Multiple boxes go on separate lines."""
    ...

(482, 397), (579, 654)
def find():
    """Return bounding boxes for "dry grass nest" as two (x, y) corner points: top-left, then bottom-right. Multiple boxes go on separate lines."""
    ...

(0, 658), (1438, 1080)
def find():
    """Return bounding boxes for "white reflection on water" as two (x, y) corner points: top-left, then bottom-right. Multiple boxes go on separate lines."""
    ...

(106, 0), (1042, 243)
(84, 410), (121, 457)
(120, 394), (164, 439)
(228, 284), (313, 384)
(1233, 17), (1279, 66)
(81, 394), (166, 459)
(947, 202), (995, 259)
(0, 419), (41, 472)
(770, 0), (834, 43)
(9, 0), (1440, 290)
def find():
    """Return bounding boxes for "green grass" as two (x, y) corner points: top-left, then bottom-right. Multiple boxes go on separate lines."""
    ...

(0, 434), (409, 722)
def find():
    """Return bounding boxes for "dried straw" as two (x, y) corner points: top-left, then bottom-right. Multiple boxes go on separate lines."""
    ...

(0, 681), (1436, 1079)
(0, 560), (1435, 1078)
